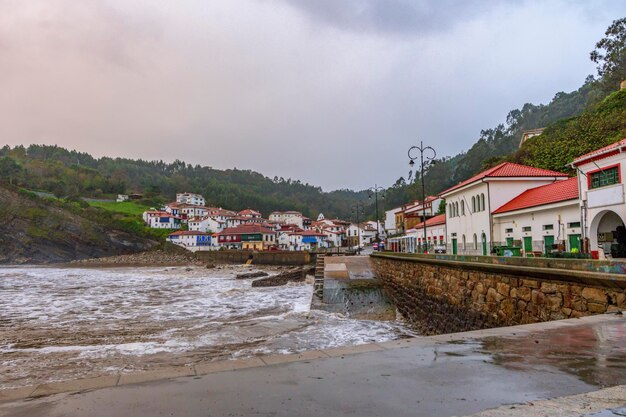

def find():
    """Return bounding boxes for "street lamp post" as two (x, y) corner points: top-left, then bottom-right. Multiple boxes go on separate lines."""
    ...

(351, 201), (365, 255)
(408, 141), (436, 253)
(368, 185), (385, 245)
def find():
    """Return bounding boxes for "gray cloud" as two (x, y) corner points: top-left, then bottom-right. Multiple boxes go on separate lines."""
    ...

(274, 0), (499, 35)
(0, 0), (625, 191)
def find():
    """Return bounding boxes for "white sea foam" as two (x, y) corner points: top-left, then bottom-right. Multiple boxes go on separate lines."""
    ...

(0, 266), (414, 387)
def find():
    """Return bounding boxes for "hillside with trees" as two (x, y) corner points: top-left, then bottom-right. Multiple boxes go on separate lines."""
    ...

(385, 17), (626, 209)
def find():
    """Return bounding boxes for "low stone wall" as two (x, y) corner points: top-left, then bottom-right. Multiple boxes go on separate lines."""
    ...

(196, 250), (313, 266)
(371, 253), (626, 335)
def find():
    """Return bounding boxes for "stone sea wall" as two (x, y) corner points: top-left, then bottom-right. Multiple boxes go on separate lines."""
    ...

(196, 250), (313, 266)
(371, 253), (626, 335)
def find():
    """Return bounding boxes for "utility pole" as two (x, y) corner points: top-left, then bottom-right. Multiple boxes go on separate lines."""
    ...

(368, 185), (385, 246)
(352, 201), (365, 255)
(408, 141), (436, 253)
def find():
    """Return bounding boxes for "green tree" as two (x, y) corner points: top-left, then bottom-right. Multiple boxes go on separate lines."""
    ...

(590, 17), (626, 91)
(0, 156), (22, 185)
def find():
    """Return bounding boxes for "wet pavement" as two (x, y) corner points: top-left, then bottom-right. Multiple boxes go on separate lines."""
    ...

(1, 314), (624, 417)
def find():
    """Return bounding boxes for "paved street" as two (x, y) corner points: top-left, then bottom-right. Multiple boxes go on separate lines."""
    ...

(1, 314), (625, 417)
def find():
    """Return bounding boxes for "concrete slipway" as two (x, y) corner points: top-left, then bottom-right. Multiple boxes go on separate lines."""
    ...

(1, 313), (625, 417)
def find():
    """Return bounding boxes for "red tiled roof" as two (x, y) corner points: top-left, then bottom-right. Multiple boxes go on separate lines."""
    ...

(238, 209), (261, 216)
(572, 138), (626, 166)
(440, 162), (569, 196)
(219, 224), (275, 235)
(492, 178), (579, 214)
(414, 214), (447, 229)
(168, 231), (211, 236)
(299, 230), (326, 236)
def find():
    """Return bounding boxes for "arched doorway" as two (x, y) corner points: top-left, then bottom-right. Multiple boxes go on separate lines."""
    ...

(590, 210), (626, 258)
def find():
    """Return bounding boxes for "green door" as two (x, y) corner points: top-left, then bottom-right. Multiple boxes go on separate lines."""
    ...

(452, 238), (457, 255)
(568, 234), (581, 252)
(543, 235), (554, 254)
(481, 233), (487, 256)
(506, 237), (514, 247)
(523, 236), (533, 254)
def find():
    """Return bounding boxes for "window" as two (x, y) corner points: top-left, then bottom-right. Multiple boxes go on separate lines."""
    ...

(505, 228), (513, 233)
(462, 235), (466, 250)
(472, 196), (476, 212)
(473, 234), (478, 250)
(522, 226), (532, 232)
(568, 222), (581, 228)
(455, 202), (459, 217)
(461, 201), (465, 215)
(590, 166), (619, 189)
(480, 194), (485, 212)
(543, 224), (554, 231)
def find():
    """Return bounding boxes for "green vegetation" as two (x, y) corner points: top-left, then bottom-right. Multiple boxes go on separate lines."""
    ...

(512, 89), (626, 172)
(88, 201), (151, 216)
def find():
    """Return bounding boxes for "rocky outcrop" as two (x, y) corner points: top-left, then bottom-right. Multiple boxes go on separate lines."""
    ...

(0, 185), (157, 264)
(236, 271), (269, 279)
(251, 267), (313, 287)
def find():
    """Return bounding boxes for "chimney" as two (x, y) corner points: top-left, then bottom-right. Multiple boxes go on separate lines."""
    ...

(621, 80), (626, 90)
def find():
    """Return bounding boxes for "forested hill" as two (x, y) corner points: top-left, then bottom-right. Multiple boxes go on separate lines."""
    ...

(0, 145), (368, 219)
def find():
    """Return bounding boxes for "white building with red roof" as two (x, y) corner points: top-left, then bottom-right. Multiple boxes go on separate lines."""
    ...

(176, 192), (205, 207)
(269, 211), (305, 228)
(572, 138), (626, 258)
(492, 178), (581, 255)
(237, 209), (262, 219)
(439, 162), (570, 255)
(142, 210), (183, 229)
(167, 231), (212, 251)
(389, 214), (446, 253)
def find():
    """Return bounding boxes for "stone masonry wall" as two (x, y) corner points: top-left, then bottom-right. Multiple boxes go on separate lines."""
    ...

(371, 255), (626, 335)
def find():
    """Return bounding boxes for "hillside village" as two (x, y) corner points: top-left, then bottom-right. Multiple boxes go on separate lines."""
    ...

(386, 136), (626, 260)
(141, 192), (383, 252)
(139, 135), (626, 260)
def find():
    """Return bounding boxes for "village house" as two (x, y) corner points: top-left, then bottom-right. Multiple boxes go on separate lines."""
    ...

(238, 209), (262, 219)
(402, 196), (443, 231)
(142, 210), (182, 229)
(176, 192), (205, 206)
(439, 162), (569, 255)
(218, 224), (276, 251)
(389, 213), (446, 253)
(298, 230), (329, 250)
(491, 178), (581, 255)
(187, 216), (225, 233)
(384, 206), (403, 236)
(572, 138), (626, 259)
(167, 230), (212, 251)
(269, 211), (305, 228)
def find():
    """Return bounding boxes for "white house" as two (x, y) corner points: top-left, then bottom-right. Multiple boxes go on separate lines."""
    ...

(269, 211), (305, 228)
(117, 194), (129, 202)
(167, 231), (212, 251)
(188, 216), (225, 233)
(143, 211), (182, 229)
(492, 178), (581, 255)
(299, 230), (329, 250)
(384, 207), (402, 236)
(572, 138), (626, 258)
(238, 209), (262, 219)
(440, 162), (569, 255)
(176, 192), (205, 206)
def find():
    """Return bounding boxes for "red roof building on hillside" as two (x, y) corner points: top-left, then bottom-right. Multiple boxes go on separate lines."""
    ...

(439, 162), (569, 196)
(492, 178), (579, 214)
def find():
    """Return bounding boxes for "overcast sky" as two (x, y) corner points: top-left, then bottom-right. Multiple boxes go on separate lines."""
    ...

(1, 1), (625, 190)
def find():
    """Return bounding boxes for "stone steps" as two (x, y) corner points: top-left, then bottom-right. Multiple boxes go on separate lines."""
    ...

(314, 255), (325, 297)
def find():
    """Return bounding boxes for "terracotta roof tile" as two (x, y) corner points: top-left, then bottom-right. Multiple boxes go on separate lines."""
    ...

(440, 162), (568, 196)
(572, 138), (626, 165)
(413, 214), (447, 229)
(492, 178), (579, 214)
